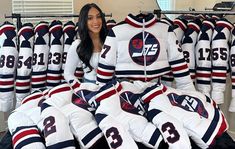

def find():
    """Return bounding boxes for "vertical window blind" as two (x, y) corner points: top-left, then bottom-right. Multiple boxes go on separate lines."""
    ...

(12, 0), (74, 25)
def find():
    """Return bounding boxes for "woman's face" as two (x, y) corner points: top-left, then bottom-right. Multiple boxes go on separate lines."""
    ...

(87, 7), (103, 35)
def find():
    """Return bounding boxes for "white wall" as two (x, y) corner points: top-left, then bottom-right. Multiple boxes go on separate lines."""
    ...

(74, 0), (159, 22)
(0, 1), (12, 23)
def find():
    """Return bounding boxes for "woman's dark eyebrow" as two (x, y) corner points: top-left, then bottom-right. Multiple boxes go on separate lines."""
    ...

(88, 13), (101, 17)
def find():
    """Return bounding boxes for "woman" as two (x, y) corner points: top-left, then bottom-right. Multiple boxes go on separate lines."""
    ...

(64, 3), (108, 86)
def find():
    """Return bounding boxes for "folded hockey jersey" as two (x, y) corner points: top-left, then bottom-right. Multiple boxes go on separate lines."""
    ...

(0, 22), (18, 112)
(8, 88), (50, 149)
(15, 23), (34, 108)
(119, 81), (191, 149)
(8, 85), (75, 149)
(32, 21), (50, 91)
(93, 79), (184, 148)
(133, 81), (228, 149)
(97, 13), (195, 91)
(41, 83), (103, 149)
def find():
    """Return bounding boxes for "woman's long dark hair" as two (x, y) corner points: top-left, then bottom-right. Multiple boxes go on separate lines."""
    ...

(77, 3), (107, 71)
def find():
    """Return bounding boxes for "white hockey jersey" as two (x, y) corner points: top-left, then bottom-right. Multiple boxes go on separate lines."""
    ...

(229, 27), (235, 112)
(132, 81), (228, 149)
(61, 21), (77, 82)
(15, 23), (34, 108)
(8, 88), (49, 149)
(96, 13), (195, 91)
(0, 22), (18, 112)
(46, 20), (63, 88)
(93, 79), (188, 148)
(172, 17), (188, 42)
(32, 21), (50, 91)
(211, 18), (233, 104)
(41, 83), (103, 149)
(195, 19), (215, 97)
(181, 19), (201, 83)
(10, 85), (76, 149)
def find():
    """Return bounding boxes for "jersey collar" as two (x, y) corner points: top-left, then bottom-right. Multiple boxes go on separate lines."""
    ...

(125, 13), (157, 28)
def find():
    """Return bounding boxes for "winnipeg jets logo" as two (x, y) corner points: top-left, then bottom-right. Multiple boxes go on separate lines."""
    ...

(168, 93), (208, 118)
(129, 31), (160, 66)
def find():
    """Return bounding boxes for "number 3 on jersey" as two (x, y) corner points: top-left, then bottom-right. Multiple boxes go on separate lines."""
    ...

(105, 127), (123, 148)
(162, 122), (180, 143)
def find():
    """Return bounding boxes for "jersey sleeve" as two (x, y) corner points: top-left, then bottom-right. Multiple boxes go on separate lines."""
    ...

(0, 22), (18, 112)
(64, 39), (82, 92)
(96, 29), (117, 86)
(46, 20), (63, 89)
(8, 112), (46, 149)
(181, 19), (201, 83)
(15, 23), (34, 107)
(195, 19), (215, 97)
(229, 28), (235, 112)
(61, 21), (76, 82)
(32, 22), (50, 92)
(167, 26), (195, 91)
(211, 19), (233, 104)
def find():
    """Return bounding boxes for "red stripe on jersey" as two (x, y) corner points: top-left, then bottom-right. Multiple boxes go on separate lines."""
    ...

(232, 79), (235, 83)
(0, 80), (14, 85)
(32, 76), (47, 82)
(188, 24), (200, 33)
(173, 20), (187, 31)
(143, 86), (167, 103)
(18, 28), (33, 36)
(34, 24), (48, 33)
(16, 81), (30, 87)
(63, 25), (75, 32)
(72, 81), (80, 90)
(22, 94), (43, 104)
(96, 69), (113, 77)
(96, 89), (116, 102)
(217, 114), (228, 136)
(203, 22), (214, 29)
(216, 22), (233, 30)
(96, 84), (122, 102)
(212, 72), (226, 77)
(125, 17), (157, 28)
(49, 25), (62, 33)
(196, 73), (211, 78)
(146, 19), (157, 28)
(0, 26), (15, 35)
(171, 64), (188, 72)
(210, 113), (228, 146)
(49, 86), (71, 97)
(60, 76), (64, 80)
(125, 18), (142, 28)
(12, 129), (39, 145)
(47, 75), (61, 80)
(212, 100), (217, 108)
